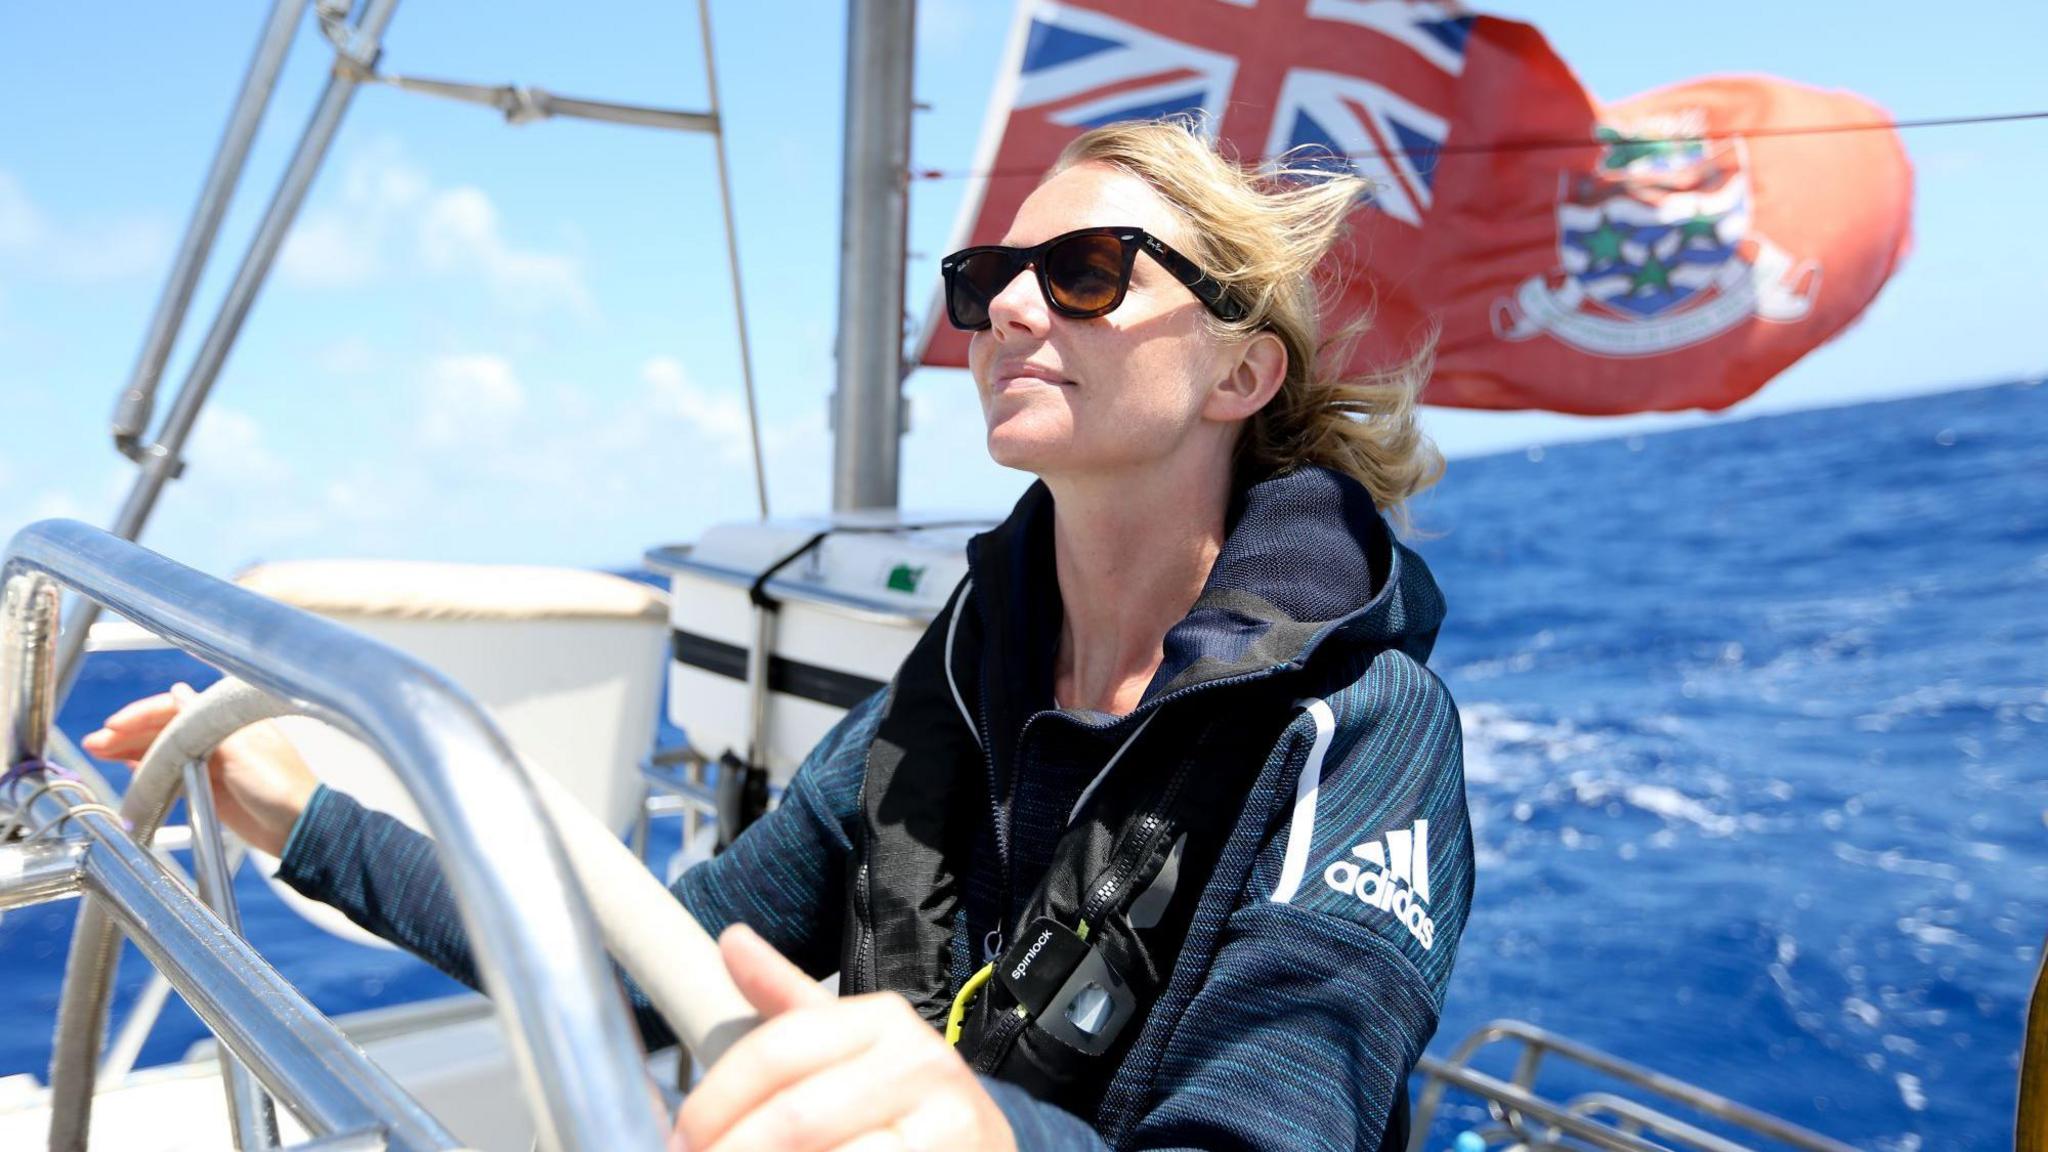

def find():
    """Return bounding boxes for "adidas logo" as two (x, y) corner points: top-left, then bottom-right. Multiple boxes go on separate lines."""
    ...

(1323, 819), (1436, 950)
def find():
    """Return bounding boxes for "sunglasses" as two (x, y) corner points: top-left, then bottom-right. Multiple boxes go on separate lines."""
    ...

(940, 226), (1247, 331)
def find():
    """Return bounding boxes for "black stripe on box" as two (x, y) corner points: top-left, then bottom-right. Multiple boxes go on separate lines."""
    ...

(670, 629), (887, 710)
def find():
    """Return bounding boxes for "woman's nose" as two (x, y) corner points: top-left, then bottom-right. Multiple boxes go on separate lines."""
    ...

(985, 263), (1050, 339)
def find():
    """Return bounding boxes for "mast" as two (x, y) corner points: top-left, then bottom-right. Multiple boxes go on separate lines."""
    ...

(831, 0), (916, 512)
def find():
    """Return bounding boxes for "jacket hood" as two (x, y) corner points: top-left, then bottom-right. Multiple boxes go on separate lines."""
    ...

(966, 464), (1446, 709)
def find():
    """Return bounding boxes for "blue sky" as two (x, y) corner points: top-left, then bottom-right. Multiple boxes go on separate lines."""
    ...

(3, 1), (2044, 574)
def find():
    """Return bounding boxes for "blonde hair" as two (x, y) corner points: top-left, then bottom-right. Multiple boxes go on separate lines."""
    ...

(1049, 117), (1444, 526)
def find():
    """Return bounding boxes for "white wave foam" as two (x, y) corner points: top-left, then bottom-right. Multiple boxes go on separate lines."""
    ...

(1459, 701), (1742, 836)
(1832, 842), (1960, 882)
(1895, 1072), (1927, 1112)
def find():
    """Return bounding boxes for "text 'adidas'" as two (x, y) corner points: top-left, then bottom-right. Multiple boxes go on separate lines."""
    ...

(1324, 819), (1436, 950)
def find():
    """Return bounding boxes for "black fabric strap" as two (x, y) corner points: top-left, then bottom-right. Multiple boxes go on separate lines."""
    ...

(748, 530), (832, 610)
(670, 629), (886, 710)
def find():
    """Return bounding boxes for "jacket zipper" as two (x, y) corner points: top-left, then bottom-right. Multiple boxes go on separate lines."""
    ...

(972, 996), (1035, 1074)
(852, 859), (875, 992)
(980, 659), (1011, 964)
(1079, 754), (1197, 927)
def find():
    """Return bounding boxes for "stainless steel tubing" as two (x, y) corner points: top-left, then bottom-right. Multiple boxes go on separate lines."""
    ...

(2, 570), (60, 765)
(14, 784), (455, 1151)
(1437, 1019), (1854, 1151)
(52, 0), (405, 698)
(111, 0), (309, 460)
(365, 72), (719, 133)
(745, 604), (775, 765)
(290, 1130), (392, 1152)
(0, 839), (87, 912)
(1409, 1059), (1672, 1152)
(7, 521), (666, 1151)
(831, 0), (916, 511)
(184, 757), (282, 1151)
(1568, 1093), (1754, 1152)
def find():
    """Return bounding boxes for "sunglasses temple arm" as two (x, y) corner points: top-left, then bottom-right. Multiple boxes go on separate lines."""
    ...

(1149, 242), (1246, 322)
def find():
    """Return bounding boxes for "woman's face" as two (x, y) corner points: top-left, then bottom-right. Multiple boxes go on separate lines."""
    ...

(968, 162), (1240, 481)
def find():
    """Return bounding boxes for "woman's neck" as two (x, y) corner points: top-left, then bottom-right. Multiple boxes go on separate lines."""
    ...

(1045, 451), (1234, 716)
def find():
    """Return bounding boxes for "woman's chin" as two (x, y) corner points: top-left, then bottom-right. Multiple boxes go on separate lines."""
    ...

(984, 425), (1069, 474)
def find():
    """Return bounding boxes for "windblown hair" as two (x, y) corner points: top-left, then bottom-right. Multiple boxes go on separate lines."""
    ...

(1050, 117), (1444, 526)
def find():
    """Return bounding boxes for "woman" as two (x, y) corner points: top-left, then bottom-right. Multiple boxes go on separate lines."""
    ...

(88, 119), (1472, 1152)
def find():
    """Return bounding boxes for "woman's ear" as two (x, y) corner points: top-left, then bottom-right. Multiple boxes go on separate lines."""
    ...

(1205, 330), (1288, 423)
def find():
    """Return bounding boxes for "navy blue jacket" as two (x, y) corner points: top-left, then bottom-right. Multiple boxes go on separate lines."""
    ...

(278, 464), (1474, 1150)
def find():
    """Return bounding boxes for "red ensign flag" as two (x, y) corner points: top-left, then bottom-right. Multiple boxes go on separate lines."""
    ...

(916, 2), (1913, 415)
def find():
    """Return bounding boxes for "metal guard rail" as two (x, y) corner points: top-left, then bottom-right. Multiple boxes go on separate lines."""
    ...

(1412, 1018), (1855, 1152)
(3, 519), (667, 1151)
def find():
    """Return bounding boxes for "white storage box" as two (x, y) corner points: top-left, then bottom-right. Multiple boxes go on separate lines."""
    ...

(646, 514), (987, 783)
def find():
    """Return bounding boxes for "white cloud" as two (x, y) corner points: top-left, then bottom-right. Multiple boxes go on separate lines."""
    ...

(0, 457), (124, 541)
(187, 405), (295, 495)
(0, 168), (171, 284)
(314, 336), (379, 378)
(419, 186), (594, 318)
(640, 355), (754, 462)
(30, 489), (84, 521)
(106, 347), (833, 570)
(0, 171), (45, 250)
(278, 213), (382, 288)
(419, 354), (526, 448)
(279, 144), (594, 319)
(918, 0), (979, 55)
(278, 141), (425, 289)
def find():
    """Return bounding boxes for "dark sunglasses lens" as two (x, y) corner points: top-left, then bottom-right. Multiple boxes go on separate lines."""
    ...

(1044, 234), (1128, 315)
(948, 250), (1017, 329)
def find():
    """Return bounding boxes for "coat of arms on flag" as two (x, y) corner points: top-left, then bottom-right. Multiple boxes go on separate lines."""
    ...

(1495, 116), (1821, 357)
(917, 0), (1914, 417)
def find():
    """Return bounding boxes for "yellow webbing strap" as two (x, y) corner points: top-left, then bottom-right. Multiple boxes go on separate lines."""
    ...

(946, 962), (997, 1046)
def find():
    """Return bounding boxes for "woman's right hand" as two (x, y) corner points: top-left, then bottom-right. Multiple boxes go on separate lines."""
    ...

(80, 682), (319, 858)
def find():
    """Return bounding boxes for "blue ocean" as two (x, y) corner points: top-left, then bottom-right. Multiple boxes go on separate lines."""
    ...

(5, 379), (2044, 1150)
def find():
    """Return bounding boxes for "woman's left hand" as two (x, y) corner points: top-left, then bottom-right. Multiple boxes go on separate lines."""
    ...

(673, 924), (1018, 1152)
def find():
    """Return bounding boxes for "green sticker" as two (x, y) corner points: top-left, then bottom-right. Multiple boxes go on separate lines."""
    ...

(886, 563), (925, 593)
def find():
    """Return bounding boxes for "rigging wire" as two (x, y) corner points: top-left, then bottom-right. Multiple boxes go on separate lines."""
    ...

(908, 107), (2048, 182)
(695, 0), (771, 521)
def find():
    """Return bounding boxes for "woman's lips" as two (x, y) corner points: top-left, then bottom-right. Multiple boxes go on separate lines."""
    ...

(993, 363), (1073, 391)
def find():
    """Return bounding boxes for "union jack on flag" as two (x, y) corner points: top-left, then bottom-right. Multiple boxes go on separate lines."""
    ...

(1013, 1), (1465, 225)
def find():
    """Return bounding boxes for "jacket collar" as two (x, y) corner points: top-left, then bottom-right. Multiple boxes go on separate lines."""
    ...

(964, 465), (1446, 713)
